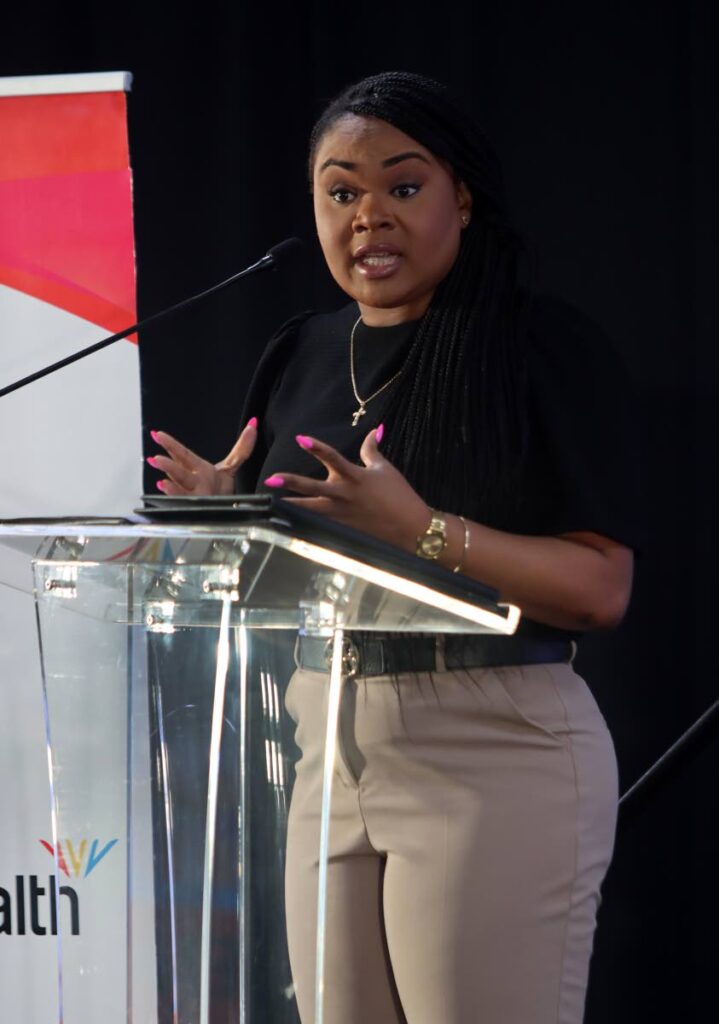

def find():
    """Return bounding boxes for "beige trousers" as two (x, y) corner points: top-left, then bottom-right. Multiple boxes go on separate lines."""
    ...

(284, 658), (618, 1024)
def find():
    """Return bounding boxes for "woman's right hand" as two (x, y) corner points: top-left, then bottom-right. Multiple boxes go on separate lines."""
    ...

(147, 417), (258, 496)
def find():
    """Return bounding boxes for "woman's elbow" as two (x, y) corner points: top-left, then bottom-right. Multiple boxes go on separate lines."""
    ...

(582, 560), (634, 631)
(584, 588), (631, 630)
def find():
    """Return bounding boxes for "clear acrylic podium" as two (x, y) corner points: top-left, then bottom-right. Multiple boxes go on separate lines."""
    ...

(0, 506), (519, 1024)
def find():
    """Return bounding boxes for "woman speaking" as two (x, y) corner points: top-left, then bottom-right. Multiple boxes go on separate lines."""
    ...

(149, 71), (638, 1024)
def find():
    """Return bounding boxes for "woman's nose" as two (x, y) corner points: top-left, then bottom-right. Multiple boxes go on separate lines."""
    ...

(352, 193), (394, 232)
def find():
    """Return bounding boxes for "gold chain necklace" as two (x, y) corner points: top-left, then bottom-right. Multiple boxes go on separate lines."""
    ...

(349, 315), (405, 426)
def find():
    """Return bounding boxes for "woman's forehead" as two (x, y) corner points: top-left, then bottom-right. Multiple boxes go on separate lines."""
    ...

(313, 114), (435, 173)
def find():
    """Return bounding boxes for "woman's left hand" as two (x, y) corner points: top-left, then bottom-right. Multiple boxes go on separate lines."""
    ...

(265, 428), (430, 552)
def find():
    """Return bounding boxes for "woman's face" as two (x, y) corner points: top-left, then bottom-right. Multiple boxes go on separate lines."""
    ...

(312, 115), (472, 326)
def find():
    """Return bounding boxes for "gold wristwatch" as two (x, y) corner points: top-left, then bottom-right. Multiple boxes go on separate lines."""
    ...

(416, 511), (448, 559)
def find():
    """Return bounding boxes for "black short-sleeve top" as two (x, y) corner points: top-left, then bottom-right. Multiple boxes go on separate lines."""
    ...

(235, 296), (641, 638)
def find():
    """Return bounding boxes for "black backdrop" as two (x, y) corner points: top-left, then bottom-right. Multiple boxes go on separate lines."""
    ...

(2, 2), (717, 1020)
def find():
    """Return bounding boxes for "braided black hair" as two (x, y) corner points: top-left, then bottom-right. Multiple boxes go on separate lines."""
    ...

(309, 71), (531, 522)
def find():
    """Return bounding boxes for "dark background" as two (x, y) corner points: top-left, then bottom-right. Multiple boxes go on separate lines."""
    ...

(2, 2), (717, 1020)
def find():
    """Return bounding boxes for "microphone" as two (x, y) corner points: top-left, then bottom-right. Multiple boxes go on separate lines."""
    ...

(0, 237), (304, 399)
(264, 236), (303, 266)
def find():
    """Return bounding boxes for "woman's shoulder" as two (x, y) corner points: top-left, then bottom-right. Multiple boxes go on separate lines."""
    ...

(264, 301), (359, 356)
(527, 292), (628, 381)
(243, 302), (358, 404)
(293, 301), (360, 342)
(525, 289), (637, 410)
(264, 308), (316, 353)
(528, 290), (618, 358)
(521, 292), (642, 550)
(280, 301), (359, 333)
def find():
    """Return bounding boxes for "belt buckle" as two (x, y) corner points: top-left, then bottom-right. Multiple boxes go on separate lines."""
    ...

(323, 637), (360, 678)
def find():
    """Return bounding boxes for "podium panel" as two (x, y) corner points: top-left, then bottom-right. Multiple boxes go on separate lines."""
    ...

(1, 517), (518, 1023)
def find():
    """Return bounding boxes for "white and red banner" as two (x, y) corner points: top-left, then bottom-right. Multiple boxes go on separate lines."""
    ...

(0, 71), (141, 516)
(0, 72), (143, 1021)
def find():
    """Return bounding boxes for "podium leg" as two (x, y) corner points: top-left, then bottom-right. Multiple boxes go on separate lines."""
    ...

(314, 628), (345, 1024)
(200, 596), (233, 1024)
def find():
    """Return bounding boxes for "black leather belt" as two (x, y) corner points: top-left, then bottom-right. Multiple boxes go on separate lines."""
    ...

(297, 634), (573, 678)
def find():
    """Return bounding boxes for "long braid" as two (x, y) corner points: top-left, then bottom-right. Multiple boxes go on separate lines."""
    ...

(309, 72), (531, 521)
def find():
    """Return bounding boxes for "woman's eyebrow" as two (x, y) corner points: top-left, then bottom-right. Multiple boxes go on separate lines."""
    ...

(318, 151), (431, 173)
(381, 151), (431, 169)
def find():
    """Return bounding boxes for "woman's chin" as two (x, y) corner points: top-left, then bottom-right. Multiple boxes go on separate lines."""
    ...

(342, 277), (431, 319)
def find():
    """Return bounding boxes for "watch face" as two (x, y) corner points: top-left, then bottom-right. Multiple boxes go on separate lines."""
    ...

(420, 534), (445, 558)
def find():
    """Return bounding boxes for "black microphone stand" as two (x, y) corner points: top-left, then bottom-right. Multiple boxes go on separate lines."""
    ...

(619, 695), (719, 808)
(0, 237), (302, 399)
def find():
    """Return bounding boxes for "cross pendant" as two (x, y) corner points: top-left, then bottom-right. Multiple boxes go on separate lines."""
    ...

(352, 404), (366, 427)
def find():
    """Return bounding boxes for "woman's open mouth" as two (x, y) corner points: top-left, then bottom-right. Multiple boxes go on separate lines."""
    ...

(352, 245), (403, 279)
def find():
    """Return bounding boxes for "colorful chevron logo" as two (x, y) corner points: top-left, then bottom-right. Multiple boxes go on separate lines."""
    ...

(38, 839), (118, 879)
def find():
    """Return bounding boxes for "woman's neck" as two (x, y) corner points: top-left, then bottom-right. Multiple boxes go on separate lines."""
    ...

(357, 298), (430, 327)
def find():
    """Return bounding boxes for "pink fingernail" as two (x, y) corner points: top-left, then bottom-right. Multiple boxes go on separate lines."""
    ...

(264, 475), (285, 488)
(156, 480), (167, 492)
(296, 434), (313, 450)
(375, 423), (385, 444)
(150, 430), (160, 443)
(146, 456), (159, 468)
(246, 416), (258, 430)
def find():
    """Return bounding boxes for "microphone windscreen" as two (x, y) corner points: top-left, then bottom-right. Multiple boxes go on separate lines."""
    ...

(265, 236), (304, 266)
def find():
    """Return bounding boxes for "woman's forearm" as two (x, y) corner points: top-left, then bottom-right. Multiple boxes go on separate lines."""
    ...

(415, 513), (634, 632)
